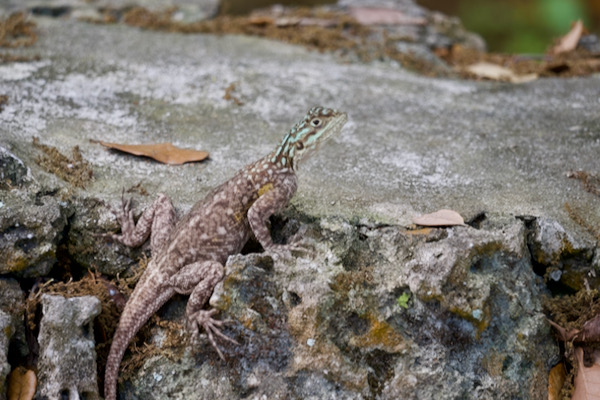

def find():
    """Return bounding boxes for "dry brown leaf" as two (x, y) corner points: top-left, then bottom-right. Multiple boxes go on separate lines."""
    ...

(7, 366), (36, 400)
(572, 347), (600, 400)
(577, 313), (600, 343)
(548, 363), (567, 400)
(465, 62), (538, 83)
(413, 209), (465, 227)
(551, 20), (584, 55)
(94, 140), (209, 165)
(348, 7), (426, 26)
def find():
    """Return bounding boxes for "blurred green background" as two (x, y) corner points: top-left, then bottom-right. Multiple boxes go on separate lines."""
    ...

(221, 0), (600, 53)
(222, 0), (599, 54)
(417, 0), (599, 53)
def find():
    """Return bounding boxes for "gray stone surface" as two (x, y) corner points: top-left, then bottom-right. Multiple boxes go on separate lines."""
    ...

(0, 9), (598, 400)
(37, 294), (101, 400)
(0, 278), (25, 400)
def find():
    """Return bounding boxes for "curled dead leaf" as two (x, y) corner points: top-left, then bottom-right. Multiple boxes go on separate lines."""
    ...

(413, 209), (465, 227)
(465, 62), (538, 83)
(551, 20), (584, 55)
(94, 140), (209, 165)
(576, 313), (600, 343)
(7, 366), (36, 400)
(572, 347), (600, 400)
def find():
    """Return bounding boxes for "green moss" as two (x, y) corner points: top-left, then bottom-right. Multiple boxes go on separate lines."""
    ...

(396, 292), (411, 309)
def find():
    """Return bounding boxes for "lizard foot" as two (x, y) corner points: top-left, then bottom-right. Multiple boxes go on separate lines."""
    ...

(96, 190), (139, 246)
(188, 308), (238, 360)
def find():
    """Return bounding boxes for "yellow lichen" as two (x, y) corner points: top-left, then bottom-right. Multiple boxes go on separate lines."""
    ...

(348, 313), (407, 353)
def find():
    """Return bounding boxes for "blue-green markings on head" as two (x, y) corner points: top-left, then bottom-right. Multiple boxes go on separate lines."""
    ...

(271, 106), (348, 170)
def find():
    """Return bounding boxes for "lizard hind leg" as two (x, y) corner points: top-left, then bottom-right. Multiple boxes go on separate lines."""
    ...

(168, 260), (238, 359)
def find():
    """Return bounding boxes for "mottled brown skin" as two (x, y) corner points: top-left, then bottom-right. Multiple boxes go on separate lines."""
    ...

(103, 107), (347, 400)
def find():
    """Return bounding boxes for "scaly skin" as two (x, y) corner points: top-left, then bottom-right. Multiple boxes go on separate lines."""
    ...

(103, 107), (347, 400)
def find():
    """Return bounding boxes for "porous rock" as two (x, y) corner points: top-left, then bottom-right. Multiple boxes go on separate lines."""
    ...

(37, 294), (101, 400)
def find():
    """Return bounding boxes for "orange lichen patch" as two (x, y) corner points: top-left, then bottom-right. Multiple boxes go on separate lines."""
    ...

(403, 227), (433, 236)
(348, 313), (407, 353)
(0, 12), (37, 48)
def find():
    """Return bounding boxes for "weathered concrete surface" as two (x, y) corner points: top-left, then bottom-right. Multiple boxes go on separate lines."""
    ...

(0, 10), (599, 400)
(1, 18), (598, 234)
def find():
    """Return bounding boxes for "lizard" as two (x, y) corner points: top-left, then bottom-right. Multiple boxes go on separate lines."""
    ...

(103, 106), (348, 400)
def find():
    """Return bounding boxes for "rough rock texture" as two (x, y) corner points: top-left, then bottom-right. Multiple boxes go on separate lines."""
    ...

(0, 278), (24, 400)
(37, 294), (101, 400)
(0, 147), (72, 277)
(119, 216), (556, 399)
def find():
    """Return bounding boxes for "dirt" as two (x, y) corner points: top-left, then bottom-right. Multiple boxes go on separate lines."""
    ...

(439, 44), (600, 79)
(32, 137), (94, 188)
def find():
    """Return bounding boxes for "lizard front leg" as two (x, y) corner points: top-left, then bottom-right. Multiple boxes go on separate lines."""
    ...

(169, 260), (237, 359)
(107, 193), (176, 251)
(247, 178), (298, 255)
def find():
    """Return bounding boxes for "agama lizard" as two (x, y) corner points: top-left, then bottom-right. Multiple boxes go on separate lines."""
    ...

(103, 107), (348, 400)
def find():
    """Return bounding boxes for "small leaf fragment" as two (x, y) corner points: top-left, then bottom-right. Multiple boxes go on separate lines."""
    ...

(551, 19), (584, 55)
(7, 366), (36, 400)
(413, 209), (465, 227)
(94, 140), (209, 165)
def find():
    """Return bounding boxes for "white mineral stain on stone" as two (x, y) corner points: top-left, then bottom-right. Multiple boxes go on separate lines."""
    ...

(0, 61), (49, 81)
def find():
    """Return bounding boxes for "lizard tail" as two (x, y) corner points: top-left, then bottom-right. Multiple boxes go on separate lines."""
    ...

(104, 286), (175, 400)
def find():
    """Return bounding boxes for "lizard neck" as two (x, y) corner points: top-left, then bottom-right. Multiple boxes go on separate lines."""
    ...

(268, 106), (348, 171)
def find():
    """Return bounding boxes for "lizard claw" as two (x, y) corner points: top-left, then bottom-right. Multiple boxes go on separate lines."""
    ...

(188, 309), (238, 360)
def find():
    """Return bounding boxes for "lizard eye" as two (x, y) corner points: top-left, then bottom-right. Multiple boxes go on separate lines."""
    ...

(295, 141), (304, 150)
(310, 118), (322, 127)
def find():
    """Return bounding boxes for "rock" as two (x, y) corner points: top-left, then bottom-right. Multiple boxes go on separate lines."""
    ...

(123, 216), (556, 399)
(0, 311), (12, 400)
(0, 146), (31, 190)
(37, 294), (101, 400)
(0, 187), (71, 277)
(529, 217), (597, 291)
(0, 278), (25, 400)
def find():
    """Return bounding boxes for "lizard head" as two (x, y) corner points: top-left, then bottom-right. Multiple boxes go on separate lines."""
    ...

(271, 106), (348, 170)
